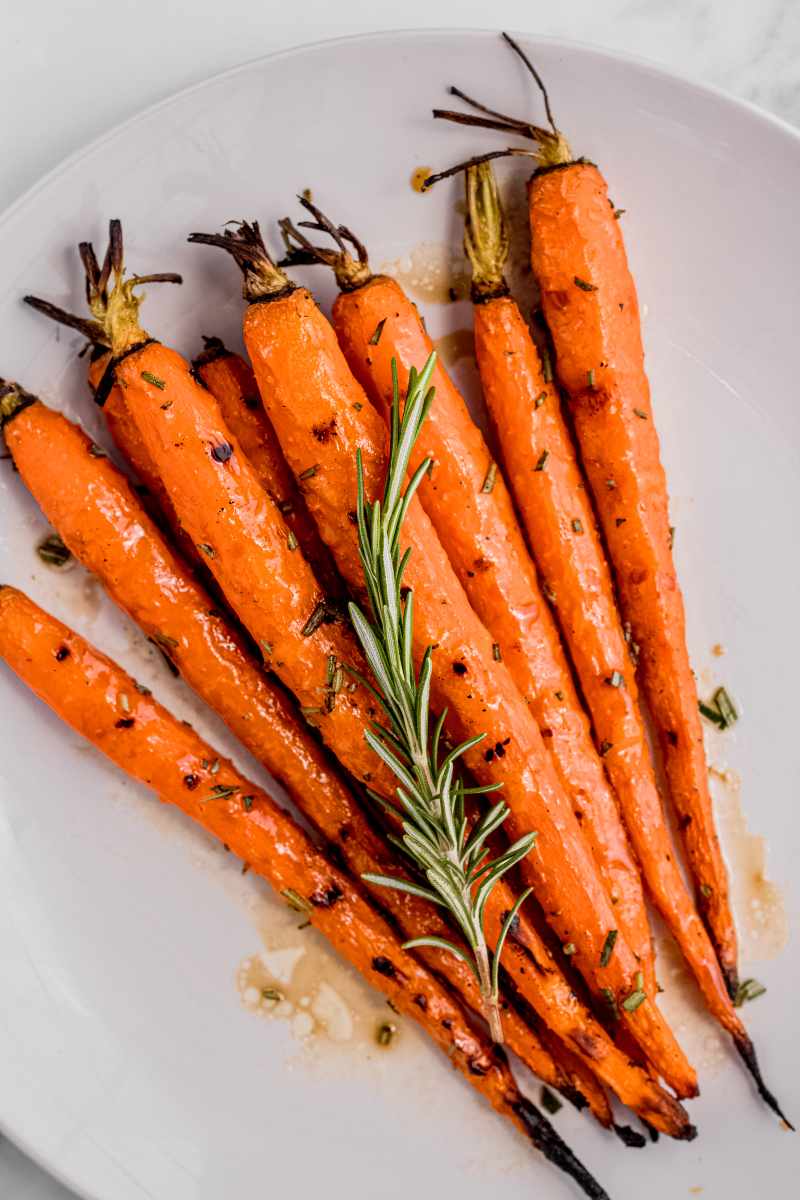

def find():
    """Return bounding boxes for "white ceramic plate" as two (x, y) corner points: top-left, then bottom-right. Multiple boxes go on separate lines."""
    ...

(0, 29), (798, 1200)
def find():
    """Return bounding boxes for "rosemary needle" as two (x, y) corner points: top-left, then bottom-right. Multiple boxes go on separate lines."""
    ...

(349, 352), (536, 1043)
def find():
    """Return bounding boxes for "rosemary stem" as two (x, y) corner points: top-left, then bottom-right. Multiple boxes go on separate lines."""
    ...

(474, 933), (503, 1043)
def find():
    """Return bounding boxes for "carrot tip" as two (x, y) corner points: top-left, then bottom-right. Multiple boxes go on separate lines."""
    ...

(512, 1095), (610, 1199)
(735, 1035), (794, 1129)
(613, 1123), (647, 1148)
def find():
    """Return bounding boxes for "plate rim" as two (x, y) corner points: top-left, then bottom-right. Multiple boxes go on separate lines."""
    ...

(2, 23), (800, 239)
(1, 25), (798, 1200)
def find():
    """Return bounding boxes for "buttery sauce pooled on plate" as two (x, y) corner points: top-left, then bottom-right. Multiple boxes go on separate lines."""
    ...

(237, 901), (399, 1056)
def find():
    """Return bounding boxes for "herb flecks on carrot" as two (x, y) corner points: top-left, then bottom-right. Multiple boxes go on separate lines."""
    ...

(282, 193), (655, 993)
(192, 218), (697, 1099)
(0, 588), (616, 1195)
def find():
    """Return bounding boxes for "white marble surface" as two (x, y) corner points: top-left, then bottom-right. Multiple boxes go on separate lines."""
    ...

(1, 1), (798, 1196)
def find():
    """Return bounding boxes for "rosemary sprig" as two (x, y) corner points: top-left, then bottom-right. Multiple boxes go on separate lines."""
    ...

(348, 351), (536, 1042)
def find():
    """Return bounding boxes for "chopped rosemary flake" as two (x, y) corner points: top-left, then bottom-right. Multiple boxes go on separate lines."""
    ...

(633, 408), (648, 420)
(210, 759), (220, 775)
(701, 883), (713, 898)
(572, 518), (583, 534)
(197, 543), (216, 558)
(207, 784), (239, 800)
(88, 442), (108, 457)
(534, 449), (549, 472)
(563, 942), (576, 956)
(587, 369), (595, 389)
(36, 533), (71, 567)
(540, 1086), (563, 1115)
(714, 687), (738, 728)
(534, 391), (546, 408)
(119, 693), (130, 714)
(574, 276), (597, 292)
(492, 643), (502, 662)
(260, 640), (273, 655)
(300, 706), (322, 716)
(621, 988), (646, 1012)
(353, 402), (363, 412)
(543, 583), (556, 604)
(607, 670), (624, 688)
(242, 795), (255, 812)
(601, 987), (619, 1020)
(605, 478), (616, 490)
(286, 530), (298, 551)
(541, 346), (553, 383)
(326, 654), (337, 685)
(369, 318), (387, 346)
(734, 978), (766, 1008)
(261, 987), (282, 1005)
(668, 525), (676, 550)
(481, 462), (497, 493)
(282, 888), (312, 913)
(600, 929), (618, 967)
(613, 208), (625, 220)
(634, 971), (644, 992)
(134, 681), (151, 696)
(376, 1021), (397, 1046)
(141, 371), (166, 390)
(301, 601), (332, 637)
(151, 631), (178, 650)
(699, 700), (725, 728)
(332, 666), (344, 693)
(599, 740), (613, 757)
(554, 690), (564, 701)
(298, 465), (319, 480)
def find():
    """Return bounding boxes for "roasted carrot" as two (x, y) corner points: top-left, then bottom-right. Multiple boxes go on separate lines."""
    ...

(69, 235), (695, 1134)
(0, 586), (612, 1195)
(427, 33), (791, 1123)
(193, 338), (344, 598)
(190, 222), (697, 1100)
(0, 383), (591, 1117)
(280, 198), (654, 993)
(25, 262), (198, 569)
(427, 33), (737, 993)
(464, 159), (749, 1031)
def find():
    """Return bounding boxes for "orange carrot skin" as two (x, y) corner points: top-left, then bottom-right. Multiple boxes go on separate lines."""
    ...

(242, 285), (696, 1099)
(87, 343), (691, 1132)
(334, 274), (653, 988)
(195, 346), (343, 598)
(114, 342), (398, 799)
(87, 353), (203, 569)
(529, 161), (737, 987)
(472, 293), (746, 1039)
(0, 586), (541, 1135)
(4, 396), (583, 1102)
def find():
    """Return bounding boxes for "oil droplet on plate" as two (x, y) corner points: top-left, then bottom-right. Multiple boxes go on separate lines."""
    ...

(380, 243), (469, 304)
(236, 900), (399, 1060)
(410, 166), (432, 193)
(434, 328), (475, 368)
(709, 765), (788, 961)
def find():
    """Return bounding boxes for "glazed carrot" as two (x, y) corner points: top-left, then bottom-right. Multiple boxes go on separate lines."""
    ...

(190, 223), (697, 1101)
(0, 587), (613, 1194)
(280, 200), (654, 993)
(0, 385), (584, 1115)
(75, 238), (695, 1134)
(428, 34), (738, 994)
(428, 33), (791, 1123)
(25, 267), (199, 570)
(193, 338), (343, 598)
(462, 158), (755, 1050)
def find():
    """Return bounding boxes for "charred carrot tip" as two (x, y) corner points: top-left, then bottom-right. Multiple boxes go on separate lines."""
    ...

(735, 1035), (794, 1128)
(513, 1096), (610, 1199)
